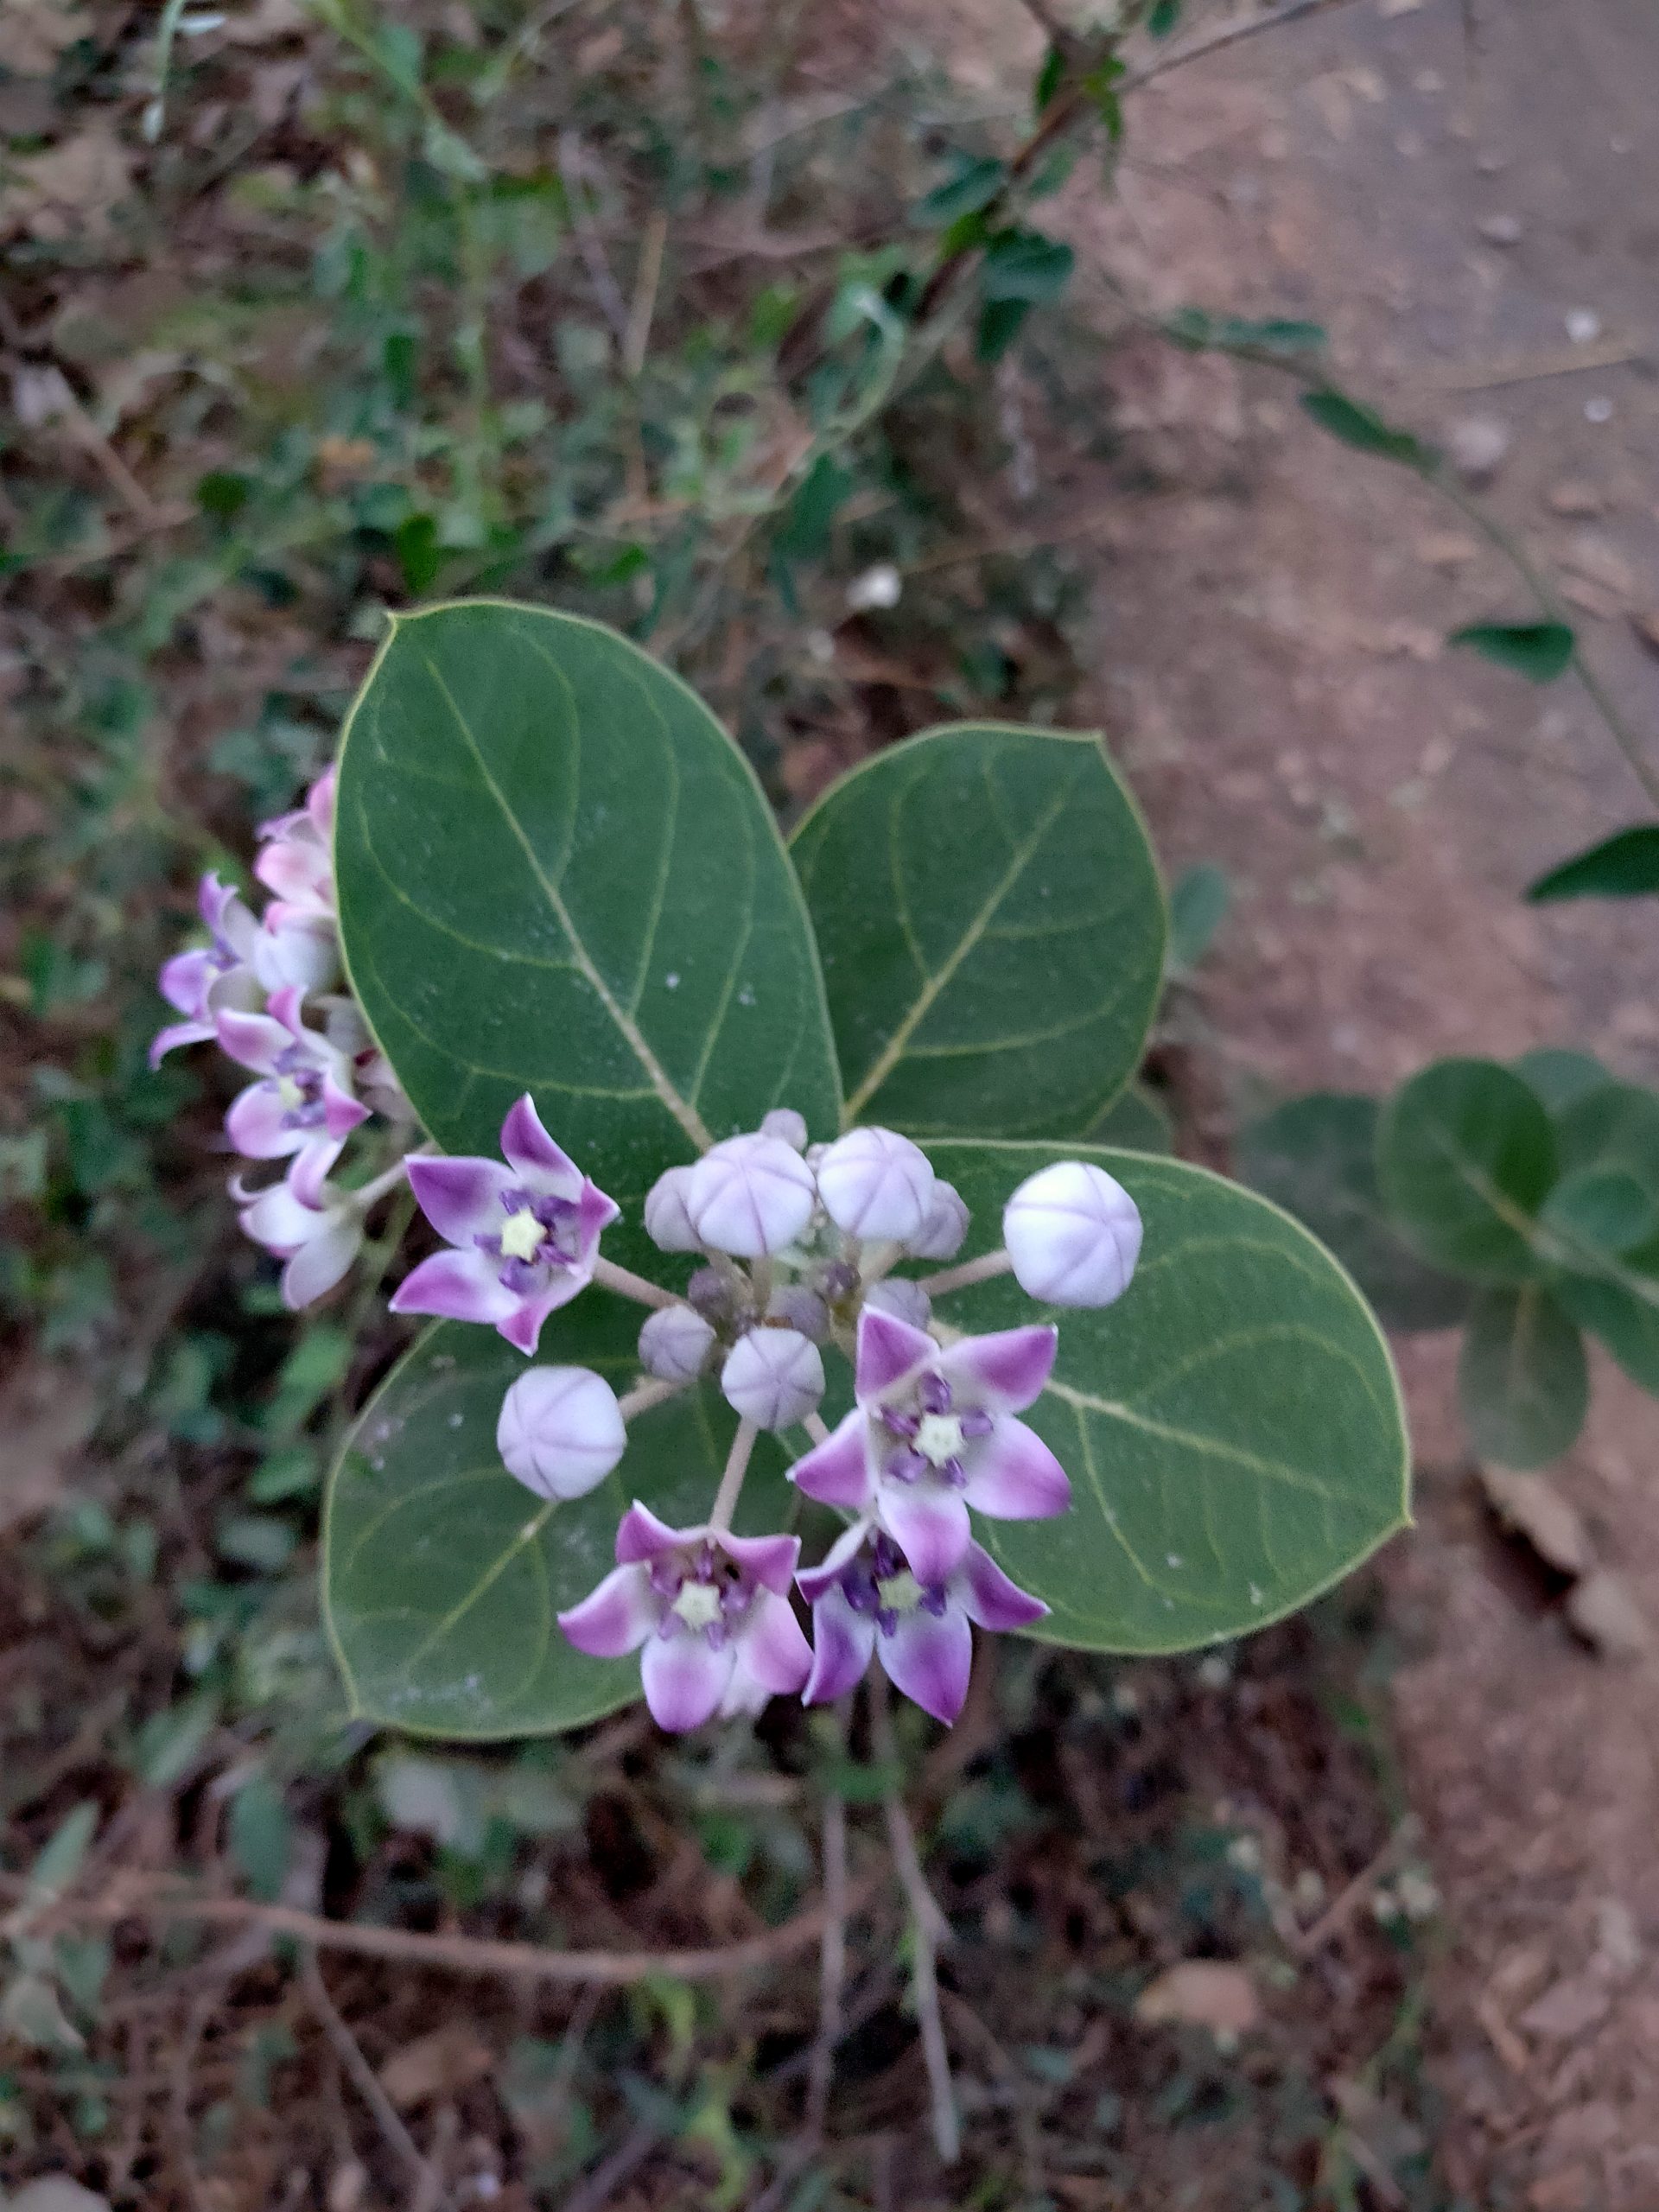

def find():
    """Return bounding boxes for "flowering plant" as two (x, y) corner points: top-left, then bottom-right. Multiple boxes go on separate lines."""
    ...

(158, 601), (1409, 1744)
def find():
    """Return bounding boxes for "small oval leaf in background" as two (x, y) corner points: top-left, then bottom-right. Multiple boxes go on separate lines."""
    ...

(1166, 861), (1230, 975)
(1457, 1285), (1587, 1470)
(912, 1142), (1410, 1652)
(1513, 1047), (1611, 1112)
(791, 724), (1166, 1140)
(1300, 388), (1434, 467)
(1236, 1092), (1470, 1332)
(334, 602), (842, 1259)
(1450, 620), (1575, 684)
(1376, 1058), (1557, 1281)
(1528, 823), (1659, 903)
(324, 1295), (793, 1739)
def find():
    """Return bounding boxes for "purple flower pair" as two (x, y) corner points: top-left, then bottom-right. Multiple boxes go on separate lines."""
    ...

(216, 984), (369, 1183)
(150, 873), (335, 1068)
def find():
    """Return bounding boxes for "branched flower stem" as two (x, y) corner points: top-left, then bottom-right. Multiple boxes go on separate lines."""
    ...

(709, 1417), (759, 1531)
(916, 1248), (1014, 1299)
(592, 1255), (683, 1310)
(617, 1376), (687, 1424)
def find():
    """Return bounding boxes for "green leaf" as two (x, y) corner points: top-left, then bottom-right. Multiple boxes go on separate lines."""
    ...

(1148, 0), (1182, 34)
(1087, 1083), (1173, 1154)
(1541, 1168), (1656, 1255)
(1166, 861), (1229, 973)
(979, 229), (1076, 306)
(323, 1294), (794, 1738)
(917, 1142), (1410, 1651)
(1549, 1080), (1659, 1197)
(976, 296), (1032, 364)
(1528, 823), (1659, 902)
(1376, 1058), (1556, 1280)
(1164, 308), (1325, 358)
(1236, 1093), (1470, 1332)
(918, 156), (1007, 225)
(394, 512), (442, 594)
(1300, 389), (1435, 468)
(229, 1776), (293, 1904)
(1458, 1286), (1587, 1469)
(1032, 42), (1065, 111)
(334, 603), (841, 1258)
(1450, 621), (1574, 684)
(790, 723), (1166, 1138)
(1513, 1047), (1610, 1112)
(1552, 1264), (1659, 1394)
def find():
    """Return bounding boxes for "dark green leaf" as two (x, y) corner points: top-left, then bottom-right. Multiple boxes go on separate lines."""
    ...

(324, 1295), (795, 1738)
(1514, 1047), (1611, 1112)
(1164, 308), (1325, 358)
(394, 512), (442, 594)
(334, 603), (842, 1266)
(229, 1777), (293, 1904)
(1552, 1265), (1659, 1394)
(1087, 1083), (1173, 1154)
(976, 296), (1032, 363)
(1458, 1285), (1586, 1469)
(1167, 861), (1230, 973)
(790, 722), (1166, 1139)
(1541, 1167), (1656, 1256)
(1528, 823), (1659, 903)
(1147, 0), (1182, 34)
(1450, 621), (1574, 685)
(1300, 389), (1435, 468)
(917, 156), (1007, 226)
(922, 1142), (1410, 1650)
(979, 229), (1076, 306)
(1376, 1058), (1556, 1280)
(1549, 1080), (1659, 1199)
(1236, 1092), (1471, 1332)
(1033, 43), (1065, 112)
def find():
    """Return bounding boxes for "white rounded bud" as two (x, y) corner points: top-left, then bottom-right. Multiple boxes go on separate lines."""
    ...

(906, 1179), (969, 1261)
(862, 1277), (932, 1331)
(760, 1107), (809, 1152)
(638, 1304), (716, 1383)
(644, 1165), (701, 1253)
(686, 1134), (817, 1257)
(496, 1366), (626, 1501)
(816, 1126), (936, 1242)
(720, 1327), (824, 1430)
(1002, 1161), (1143, 1308)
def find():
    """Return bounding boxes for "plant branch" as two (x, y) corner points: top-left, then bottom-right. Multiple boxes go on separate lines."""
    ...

(592, 1255), (682, 1310)
(300, 1949), (438, 2197)
(709, 1418), (759, 1531)
(805, 1750), (851, 2143)
(869, 1678), (959, 2164)
(1119, 0), (1365, 95)
(617, 1375), (688, 1423)
(915, 1248), (1014, 1299)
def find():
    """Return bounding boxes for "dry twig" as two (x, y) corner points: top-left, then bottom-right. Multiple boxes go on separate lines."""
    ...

(300, 1950), (441, 2203)
(869, 1679), (959, 2164)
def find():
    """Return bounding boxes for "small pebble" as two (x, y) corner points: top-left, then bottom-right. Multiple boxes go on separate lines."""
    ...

(1446, 414), (1511, 482)
(1478, 213), (1522, 246)
(1566, 308), (1602, 345)
(1586, 397), (1614, 424)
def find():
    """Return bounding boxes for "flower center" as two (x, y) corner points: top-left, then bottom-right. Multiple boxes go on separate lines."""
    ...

(499, 1211), (548, 1263)
(915, 1413), (964, 1466)
(276, 1074), (306, 1112)
(672, 1581), (723, 1632)
(875, 1569), (924, 1615)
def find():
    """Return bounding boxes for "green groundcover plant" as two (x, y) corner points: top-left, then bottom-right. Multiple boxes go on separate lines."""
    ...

(152, 595), (1409, 1751)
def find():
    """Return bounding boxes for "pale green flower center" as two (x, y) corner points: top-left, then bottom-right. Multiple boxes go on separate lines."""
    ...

(915, 1413), (964, 1466)
(876, 1570), (924, 1615)
(499, 1211), (549, 1262)
(276, 1075), (307, 1112)
(672, 1581), (722, 1631)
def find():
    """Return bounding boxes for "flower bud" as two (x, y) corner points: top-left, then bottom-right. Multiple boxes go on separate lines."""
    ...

(638, 1304), (716, 1383)
(686, 1263), (737, 1325)
(862, 1277), (932, 1331)
(816, 1127), (935, 1242)
(721, 1327), (825, 1430)
(760, 1107), (809, 1152)
(906, 1179), (969, 1261)
(644, 1164), (701, 1253)
(1002, 1161), (1143, 1308)
(497, 1366), (626, 1501)
(686, 1133), (816, 1257)
(766, 1281), (831, 1341)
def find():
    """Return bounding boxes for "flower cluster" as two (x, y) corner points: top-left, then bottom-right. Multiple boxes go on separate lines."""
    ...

(150, 770), (413, 1307)
(391, 1095), (1144, 1733)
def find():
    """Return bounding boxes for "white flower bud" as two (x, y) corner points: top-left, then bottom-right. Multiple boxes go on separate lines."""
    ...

(906, 1179), (969, 1261)
(862, 1277), (932, 1331)
(816, 1126), (935, 1242)
(760, 1107), (809, 1152)
(1002, 1160), (1143, 1308)
(496, 1366), (626, 1501)
(686, 1133), (816, 1257)
(638, 1304), (716, 1383)
(766, 1281), (831, 1341)
(644, 1164), (701, 1253)
(720, 1327), (825, 1430)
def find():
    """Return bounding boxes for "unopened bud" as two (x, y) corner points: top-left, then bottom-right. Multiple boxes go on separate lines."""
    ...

(817, 1126), (935, 1242)
(760, 1107), (809, 1152)
(496, 1366), (626, 1501)
(1002, 1160), (1143, 1308)
(644, 1165), (701, 1253)
(638, 1303), (716, 1383)
(766, 1281), (831, 1341)
(720, 1327), (825, 1430)
(862, 1277), (932, 1331)
(907, 1179), (969, 1261)
(686, 1133), (817, 1257)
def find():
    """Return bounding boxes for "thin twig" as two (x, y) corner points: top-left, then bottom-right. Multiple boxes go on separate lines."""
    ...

(805, 1770), (850, 2141)
(624, 212), (669, 378)
(1289, 1821), (1418, 1957)
(558, 131), (633, 346)
(1120, 0), (1364, 94)
(869, 1680), (959, 2164)
(300, 1950), (440, 2199)
(563, 2117), (667, 2212)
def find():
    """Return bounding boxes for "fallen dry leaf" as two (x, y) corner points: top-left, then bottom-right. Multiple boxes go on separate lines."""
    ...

(1546, 480), (1605, 518)
(1518, 1975), (1611, 2044)
(1, 126), (134, 245)
(1477, 1467), (1595, 1580)
(1563, 530), (1639, 601)
(0, 0), (85, 75)
(1565, 1569), (1650, 1659)
(0, 1361), (99, 1535)
(378, 2021), (493, 2110)
(1135, 1960), (1259, 2037)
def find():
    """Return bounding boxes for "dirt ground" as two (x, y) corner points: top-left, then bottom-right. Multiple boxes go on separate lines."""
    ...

(888, 0), (1659, 2202)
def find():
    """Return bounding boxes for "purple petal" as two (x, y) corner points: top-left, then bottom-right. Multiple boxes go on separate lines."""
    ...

(255, 836), (331, 912)
(720, 1529), (800, 1596)
(226, 1081), (303, 1160)
(738, 1589), (812, 1695)
(556, 1563), (656, 1656)
(407, 1155), (517, 1248)
(876, 1482), (971, 1586)
(803, 1586), (876, 1706)
(941, 1325), (1058, 1415)
(499, 1294), (550, 1356)
(615, 1502), (689, 1564)
(954, 1543), (1048, 1632)
(390, 1248), (517, 1329)
(575, 1176), (621, 1248)
(880, 1604), (972, 1726)
(215, 1008), (291, 1076)
(307, 766), (336, 835)
(265, 983), (308, 1039)
(962, 1416), (1071, 1522)
(149, 1016), (214, 1068)
(237, 1179), (318, 1253)
(287, 1141), (334, 1211)
(854, 1306), (935, 1402)
(641, 1630), (734, 1732)
(321, 1072), (369, 1142)
(160, 946), (216, 1019)
(789, 1410), (874, 1510)
(499, 1094), (581, 1192)
(282, 1218), (361, 1307)
(199, 870), (238, 934)
(796, 1522), (869, 1605)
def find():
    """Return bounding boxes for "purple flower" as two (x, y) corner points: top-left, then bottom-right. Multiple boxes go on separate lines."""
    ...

(798, 1525), (1046, 1725)
(255, 766), (335, 923)
(149, 874), (265, 1066)
(216, 984), (368, 1181)
(233, 1151), (364, 1310)
(391, 1095), (620, 1355)
(789, 1306), (1069, 1584)
(557, 1503), (810, 1732)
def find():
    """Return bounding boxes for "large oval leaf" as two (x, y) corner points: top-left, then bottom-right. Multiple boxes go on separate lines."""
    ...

(914, 1142), (1410, 1652)
(789, 725), (1165, 1139)
(1376, 1058), (1556, 1281)
(334, 601), (842, 1250)
(1457, 1285), (1587, 1469)
(323, 1295), (794, 1739)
